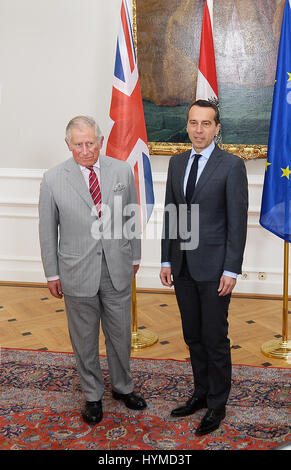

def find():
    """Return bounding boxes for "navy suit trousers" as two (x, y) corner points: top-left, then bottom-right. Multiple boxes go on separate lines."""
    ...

(173, 257), (232, 409)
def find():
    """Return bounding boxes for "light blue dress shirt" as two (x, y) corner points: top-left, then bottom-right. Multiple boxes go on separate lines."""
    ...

(162, 140), (237, 279)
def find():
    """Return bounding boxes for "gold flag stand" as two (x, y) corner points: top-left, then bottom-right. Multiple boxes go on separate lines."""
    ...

(131, 278), (159, 349)
(261, 241), (291, 360)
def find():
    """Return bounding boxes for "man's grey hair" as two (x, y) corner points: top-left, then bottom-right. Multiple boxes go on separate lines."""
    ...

(65, 116), (103, 144)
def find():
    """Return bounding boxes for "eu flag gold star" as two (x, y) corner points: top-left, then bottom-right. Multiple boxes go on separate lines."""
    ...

(287, 72), (291, 81)
(266, 160), (271, 171)
(281, 166), (291, 179)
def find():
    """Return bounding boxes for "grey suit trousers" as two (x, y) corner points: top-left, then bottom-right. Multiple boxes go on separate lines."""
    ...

(64, 253), (133, 401)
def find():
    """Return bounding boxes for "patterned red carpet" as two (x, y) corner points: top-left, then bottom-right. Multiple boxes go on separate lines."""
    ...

(0, 348), (290, 451)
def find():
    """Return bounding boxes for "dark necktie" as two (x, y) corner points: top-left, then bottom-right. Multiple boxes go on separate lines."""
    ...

(89, 167), (102, 217)
(186, 154), (201, 204)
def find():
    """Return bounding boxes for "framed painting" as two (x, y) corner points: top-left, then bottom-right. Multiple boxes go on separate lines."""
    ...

(132, 0), (284, 159)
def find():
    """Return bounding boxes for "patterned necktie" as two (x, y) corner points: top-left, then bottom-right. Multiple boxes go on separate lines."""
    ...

(186, 154), (201, 204)
(89, 167), (102, 217)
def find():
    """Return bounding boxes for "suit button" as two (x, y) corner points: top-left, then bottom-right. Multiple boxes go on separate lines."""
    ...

(97, 252), (101, 255)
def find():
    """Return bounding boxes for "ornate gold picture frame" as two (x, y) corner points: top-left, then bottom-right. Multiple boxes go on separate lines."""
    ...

(132, 0), (284, 160)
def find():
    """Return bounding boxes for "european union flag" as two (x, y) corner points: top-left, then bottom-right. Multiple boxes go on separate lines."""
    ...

(260, 0), (291, 242)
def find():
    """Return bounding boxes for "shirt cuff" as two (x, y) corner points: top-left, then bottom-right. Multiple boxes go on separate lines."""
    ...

(133, 260), (140, 265)
(223, 270), (237, 279)
(161, 266), (236, 278)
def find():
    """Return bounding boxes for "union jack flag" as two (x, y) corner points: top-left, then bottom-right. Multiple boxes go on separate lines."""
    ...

(106, 0), (154, 228)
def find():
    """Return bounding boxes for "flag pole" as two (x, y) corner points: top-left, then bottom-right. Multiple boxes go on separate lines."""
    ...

(259, 1), (291, 361)
(106, 0), (158, 349)
(130, 0), (158, 349)
(261, 241), (291, 360)
(131, 278), (158, 349)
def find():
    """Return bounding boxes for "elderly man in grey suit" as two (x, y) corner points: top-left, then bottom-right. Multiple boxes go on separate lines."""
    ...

(160, 100), (248, 436)
(39, 116), (146, 425)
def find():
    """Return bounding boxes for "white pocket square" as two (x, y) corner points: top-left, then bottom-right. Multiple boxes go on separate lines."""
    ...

(114, 183), (126, 192)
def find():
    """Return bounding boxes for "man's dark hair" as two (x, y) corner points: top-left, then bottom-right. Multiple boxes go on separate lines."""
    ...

(187, 99), (220, 125)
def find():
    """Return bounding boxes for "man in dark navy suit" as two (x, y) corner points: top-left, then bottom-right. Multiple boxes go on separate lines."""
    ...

(160, 100), (248, 436)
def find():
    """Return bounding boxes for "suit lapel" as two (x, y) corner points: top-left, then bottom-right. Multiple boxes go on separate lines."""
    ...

(64, 158), (94, 210)
(178, 150), (191, 202)
(193, 145), (223, 201)
(64, 155), (112, 215)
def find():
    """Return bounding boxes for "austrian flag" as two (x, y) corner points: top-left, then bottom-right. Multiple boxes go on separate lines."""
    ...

(106, 0), (154, 228)
(196, 0), (219, 105)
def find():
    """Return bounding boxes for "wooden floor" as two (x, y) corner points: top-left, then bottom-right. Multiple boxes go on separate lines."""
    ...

(0, 284), (290, 368)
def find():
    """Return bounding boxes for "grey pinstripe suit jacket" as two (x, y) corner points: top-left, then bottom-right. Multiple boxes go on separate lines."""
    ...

(39, 155), (141, 297)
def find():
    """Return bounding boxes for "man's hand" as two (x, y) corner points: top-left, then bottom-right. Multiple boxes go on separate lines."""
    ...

(133, 264), (140, 276)
(160, 267), (173, 287)
(218, 275), (236, 296)
(47, 279), (63, 299)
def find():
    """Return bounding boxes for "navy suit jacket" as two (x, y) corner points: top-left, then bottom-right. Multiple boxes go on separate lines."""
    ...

(161, 144), (248, 281)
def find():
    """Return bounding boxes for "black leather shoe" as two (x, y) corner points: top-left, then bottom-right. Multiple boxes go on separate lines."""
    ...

(171, 396), (207, 417)
(112, 391), (147, 410)
(81, 400), (103, 425)
(195, 408), (226, 436)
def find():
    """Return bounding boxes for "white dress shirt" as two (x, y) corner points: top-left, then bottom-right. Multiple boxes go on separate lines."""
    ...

(79, 161), (101, 189)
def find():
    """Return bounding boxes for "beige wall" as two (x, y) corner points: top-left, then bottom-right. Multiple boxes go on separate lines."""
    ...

(0, 0), (121, 169)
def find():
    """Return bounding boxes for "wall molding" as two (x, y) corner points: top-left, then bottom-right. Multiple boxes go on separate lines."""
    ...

(1, 280), (289, 303)
(0, 168), (44, 179)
